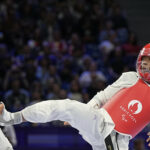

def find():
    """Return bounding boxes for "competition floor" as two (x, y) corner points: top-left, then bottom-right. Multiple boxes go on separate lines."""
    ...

(13, 126), (149, 150)
(14, 126), (92, 150)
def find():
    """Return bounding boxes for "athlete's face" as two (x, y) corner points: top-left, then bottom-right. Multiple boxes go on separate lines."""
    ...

(141, 56), (150, 73)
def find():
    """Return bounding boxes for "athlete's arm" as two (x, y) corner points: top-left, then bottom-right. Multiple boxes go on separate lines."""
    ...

(87, 72), (138, 108)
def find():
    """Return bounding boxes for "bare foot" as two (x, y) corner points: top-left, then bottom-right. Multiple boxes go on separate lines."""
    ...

(64, 121), (70, 126)
(0, 103), (4, 115)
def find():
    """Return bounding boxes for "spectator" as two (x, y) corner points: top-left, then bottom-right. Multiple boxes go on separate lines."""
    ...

(80, 62), (106, 88)
(68, 80), (82, 102)
(42, 65), (61, 87)
(59, 89), (67, 99)
(46, 83), (61, 100)
(122, 32), (141, 56)
(3, 65), (29, 90)
(4, 79), (29, 111)
(133, 139), (147, 150)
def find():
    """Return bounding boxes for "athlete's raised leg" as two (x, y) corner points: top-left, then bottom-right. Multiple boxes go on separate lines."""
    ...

(0, 100), (106, 148)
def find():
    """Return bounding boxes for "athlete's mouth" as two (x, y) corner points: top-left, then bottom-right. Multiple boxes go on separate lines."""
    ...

(141, 67), (150, 73)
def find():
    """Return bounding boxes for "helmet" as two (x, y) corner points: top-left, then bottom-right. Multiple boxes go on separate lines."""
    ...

(137, 43), (150, 83)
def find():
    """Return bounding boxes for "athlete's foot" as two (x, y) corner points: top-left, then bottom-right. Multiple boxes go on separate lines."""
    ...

(0, 102), (4, 115)
(64, 121), (70, 126)
(0, 102), (23, 125)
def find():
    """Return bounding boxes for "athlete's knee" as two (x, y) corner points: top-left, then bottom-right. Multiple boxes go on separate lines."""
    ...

(64, 99), (80, 108)
(54, 99), (74, 111)
(52, 99), (80, 115)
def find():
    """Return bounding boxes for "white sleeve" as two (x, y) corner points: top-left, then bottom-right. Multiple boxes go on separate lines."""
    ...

(87, 72), (138, 108)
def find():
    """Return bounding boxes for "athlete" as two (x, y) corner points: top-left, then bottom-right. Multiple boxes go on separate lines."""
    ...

(1, 43), (150, 150)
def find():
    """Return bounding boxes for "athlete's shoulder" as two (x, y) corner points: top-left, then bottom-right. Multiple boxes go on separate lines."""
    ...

(121, 71), (138, 79)
(115, 71), (139, 85)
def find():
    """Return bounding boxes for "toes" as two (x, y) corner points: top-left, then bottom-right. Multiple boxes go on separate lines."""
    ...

(0, 104), (4, 114)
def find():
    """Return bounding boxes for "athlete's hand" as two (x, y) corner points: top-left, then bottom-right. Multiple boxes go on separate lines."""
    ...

(146, 132), (150, 146)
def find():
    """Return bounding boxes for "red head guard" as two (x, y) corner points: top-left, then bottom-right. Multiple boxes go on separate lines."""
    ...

(137, 43), (150, 83)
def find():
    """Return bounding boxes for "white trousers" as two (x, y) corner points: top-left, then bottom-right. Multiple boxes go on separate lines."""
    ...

(0, 128), (13, 150)
(22, 99), (130, 150)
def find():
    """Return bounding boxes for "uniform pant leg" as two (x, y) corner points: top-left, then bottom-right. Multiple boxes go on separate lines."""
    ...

(117, 133), (130, 150)
(22, 99), (106, 147)
(109, 131), (130, 150)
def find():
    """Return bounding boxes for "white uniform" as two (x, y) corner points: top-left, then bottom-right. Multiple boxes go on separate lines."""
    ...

(0, 128), (13, 150)
(20, 71), (139, 150)
(2, 126), (17, 146)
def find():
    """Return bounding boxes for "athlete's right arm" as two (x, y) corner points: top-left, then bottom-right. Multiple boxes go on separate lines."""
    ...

(87, 72), (138, 108)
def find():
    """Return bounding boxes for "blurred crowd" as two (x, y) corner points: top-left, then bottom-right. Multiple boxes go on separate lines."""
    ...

(0, 1), (149, 149)
(0, 0), (141, 118)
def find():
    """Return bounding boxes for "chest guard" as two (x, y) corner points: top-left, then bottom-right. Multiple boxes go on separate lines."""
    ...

(103, 79), (150, 137)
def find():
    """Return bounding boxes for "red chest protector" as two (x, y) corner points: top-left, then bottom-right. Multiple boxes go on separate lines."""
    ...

(103, 79), (150, 137)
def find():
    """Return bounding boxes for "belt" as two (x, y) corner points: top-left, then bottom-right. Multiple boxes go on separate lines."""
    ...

(105, 133), (119, 150)
(105, 134), (114, 150)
